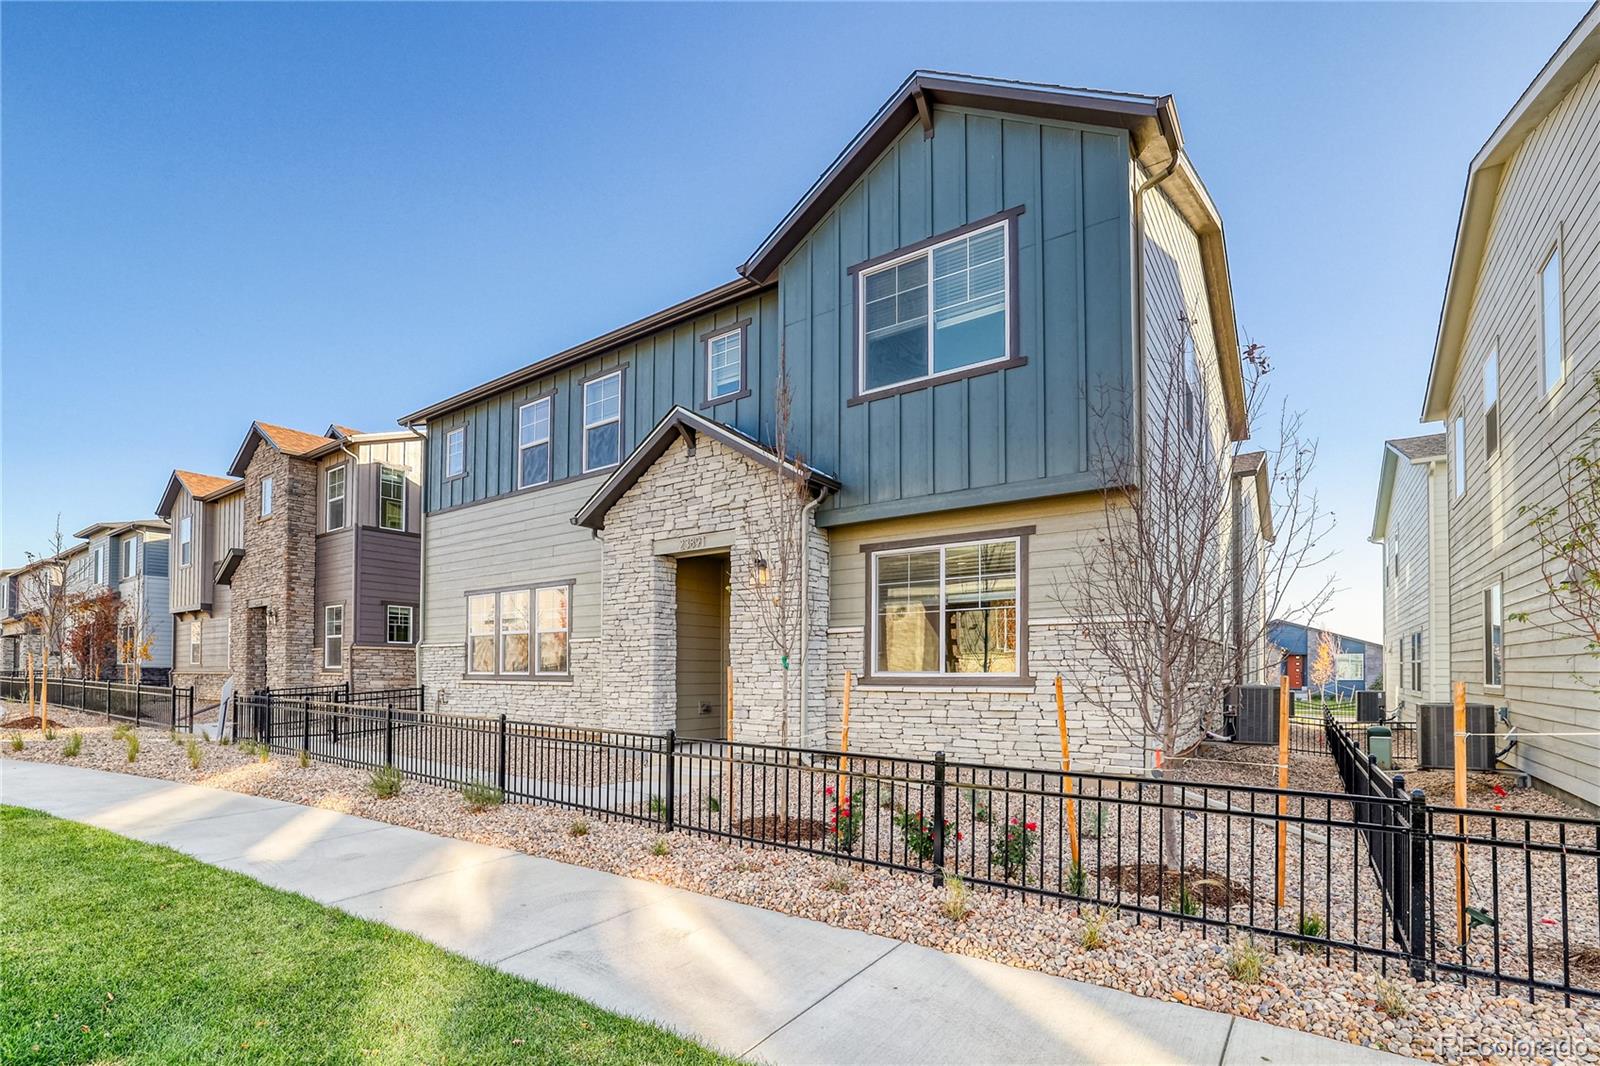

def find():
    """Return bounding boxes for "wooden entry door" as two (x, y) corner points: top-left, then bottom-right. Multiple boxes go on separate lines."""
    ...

(675, 554), (728, 740)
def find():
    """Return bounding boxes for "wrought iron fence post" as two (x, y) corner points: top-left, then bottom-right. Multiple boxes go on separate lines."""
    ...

(497, 715), (508, 794)
(931, 750), (947, 882)
(106, 677), (113, 720)
(301, 698), (311, 753)
(663, 730), (676, 831)
(133, 682), (141, 730)
(384, 701), (395, 767)
(1408, 786), (1429, 982)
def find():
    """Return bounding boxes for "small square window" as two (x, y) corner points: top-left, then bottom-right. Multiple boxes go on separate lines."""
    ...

(386, 605), (413, 645)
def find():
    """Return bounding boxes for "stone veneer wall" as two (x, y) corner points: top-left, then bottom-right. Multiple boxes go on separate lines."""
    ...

(171, 670), (231, 706)
(228, 447), (319, 692)
(347, 645), (417, 691)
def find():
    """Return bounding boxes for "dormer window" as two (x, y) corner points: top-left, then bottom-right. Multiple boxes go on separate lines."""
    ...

(853, 210), (1020, 401)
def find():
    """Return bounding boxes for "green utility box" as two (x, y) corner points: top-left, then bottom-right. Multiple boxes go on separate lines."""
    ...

(1367, 725), (1393, 771)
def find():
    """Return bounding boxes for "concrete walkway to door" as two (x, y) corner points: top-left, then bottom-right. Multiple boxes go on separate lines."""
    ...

(0, 760), (1407, 1065)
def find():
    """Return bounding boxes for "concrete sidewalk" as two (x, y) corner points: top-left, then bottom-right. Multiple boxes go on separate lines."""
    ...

(0, 760), (1407, 1065)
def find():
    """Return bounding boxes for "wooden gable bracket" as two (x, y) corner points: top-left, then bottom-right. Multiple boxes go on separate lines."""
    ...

(677, 423), (698, 456)
(912, 88), (934, 139)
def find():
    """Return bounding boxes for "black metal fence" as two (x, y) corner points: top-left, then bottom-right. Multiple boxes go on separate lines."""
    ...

(334, 686), (426, 714)
(0, 673), (196, 730)
(1292, 713), (1418, 765)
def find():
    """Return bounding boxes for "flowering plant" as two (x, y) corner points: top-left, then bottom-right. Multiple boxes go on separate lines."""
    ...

(991, 816), (1038, 882)
(825, 786), (865, 853)
(893, 808), (959, 863)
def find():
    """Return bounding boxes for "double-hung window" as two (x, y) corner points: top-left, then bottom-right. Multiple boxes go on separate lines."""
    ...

(582, 371), (622, 471)
(517, 397), (552, 488)
(536, 585), (570, 674)
(122, 537), (137, 577)
(379, 466), (406, 530)
(871, 535), (1020, 677)
(386, 605), (413, 645)
(323, 605), (343, 669)
(467, 594), (497, 674)
(1483, 582), (1503, 686)
(325, 465), (347, 530)
(704, 325), (745, 404)
(1541, 245), (1564, 395)
(499, 590), (530, 673)
(857, 213), (1014, 396)
(1482, 349), (1500, 460)
(179, 515), (193, 567)
(446, 426), (466, 479)
(464, 585), (571, 677)
(261, 475), (274, 518)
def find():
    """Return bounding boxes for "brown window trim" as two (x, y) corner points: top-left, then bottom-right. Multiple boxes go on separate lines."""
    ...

(698, 318), (752, 410)
(462, 580), (575, 680)
(858, 524), (1033, 686)
(847, 206), (1026, 407)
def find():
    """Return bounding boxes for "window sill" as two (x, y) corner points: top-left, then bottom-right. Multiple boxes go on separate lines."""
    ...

(460, 675), (573, 685)
(856, 673), (1035, 692)
(847, 354), (1027, 407)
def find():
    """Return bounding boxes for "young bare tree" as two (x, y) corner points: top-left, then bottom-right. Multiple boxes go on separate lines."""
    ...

(1060, 316), (1335, 805)
(19, 517), (75, 679)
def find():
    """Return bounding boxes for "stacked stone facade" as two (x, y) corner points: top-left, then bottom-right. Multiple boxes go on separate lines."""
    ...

(228, 447), (320, 691)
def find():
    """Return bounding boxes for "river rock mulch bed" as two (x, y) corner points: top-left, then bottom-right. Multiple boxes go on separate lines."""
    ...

(4, 710), (1598, 1063)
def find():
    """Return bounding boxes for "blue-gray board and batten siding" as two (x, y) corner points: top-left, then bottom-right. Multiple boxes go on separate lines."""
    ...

(423, 107), (1133, 529)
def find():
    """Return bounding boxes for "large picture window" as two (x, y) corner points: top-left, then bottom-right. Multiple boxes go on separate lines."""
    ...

(871, 536), (1020, 677)
(325, 465), (347, 530)
(582, 371), (623, 471)
(379, 466), (406, 530)
(856, 212), (1016, 398)
(465, 584), (572, 677)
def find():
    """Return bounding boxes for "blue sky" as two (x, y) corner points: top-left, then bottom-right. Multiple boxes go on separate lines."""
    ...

(0, 1), (1586, 639)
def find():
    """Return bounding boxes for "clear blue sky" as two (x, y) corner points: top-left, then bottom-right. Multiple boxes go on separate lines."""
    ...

(1, 2), (1586, 640)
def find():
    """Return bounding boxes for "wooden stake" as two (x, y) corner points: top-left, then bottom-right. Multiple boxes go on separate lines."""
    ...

(725, 664), (736, 822)
(1454, 680), (1469, 945)
(1275, 674), (1290, 908)
(25, 651), (35, 714)
(839, 671), (853, 801)
(1055, 675), (1080, 867)
(40, 650), (50, 735)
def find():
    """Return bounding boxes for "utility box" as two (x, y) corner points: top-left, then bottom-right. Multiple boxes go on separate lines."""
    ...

(1356, 689), (1386, 723)
(1418, 703), (1497, 770)
(1228, 684), (1281, 745)
(1367, 725), (1393, 771)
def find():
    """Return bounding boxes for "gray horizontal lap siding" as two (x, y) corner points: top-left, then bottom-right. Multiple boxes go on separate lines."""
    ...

(422, 106), (1132, 524)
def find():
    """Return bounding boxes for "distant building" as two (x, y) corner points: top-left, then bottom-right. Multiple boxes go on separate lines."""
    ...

(1370, 433), (1451, 712)
(1267, 620), (1383, 697)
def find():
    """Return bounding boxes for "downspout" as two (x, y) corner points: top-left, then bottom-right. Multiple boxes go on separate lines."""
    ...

(797, 483), (832, 749)
(409, 425), (427, 707)
(339, 439), (360, 685)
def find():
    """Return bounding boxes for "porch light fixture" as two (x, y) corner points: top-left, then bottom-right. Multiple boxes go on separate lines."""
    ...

(753, 555), (770, 586)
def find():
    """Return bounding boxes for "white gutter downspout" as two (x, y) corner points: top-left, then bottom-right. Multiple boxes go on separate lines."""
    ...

(409, 426), (427, 708)
(797, 483), (832, 749)
(338, 439), (361, 684)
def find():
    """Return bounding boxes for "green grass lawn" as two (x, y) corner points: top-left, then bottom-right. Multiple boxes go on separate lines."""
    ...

(0, 806), (730, 1065)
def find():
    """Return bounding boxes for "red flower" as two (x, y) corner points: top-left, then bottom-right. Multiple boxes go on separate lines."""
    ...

(1025, 822), (1038, 832)
(1492, 783), (1508, 798)
(824, 786), (835, 796)
(956, 832), (965, 841)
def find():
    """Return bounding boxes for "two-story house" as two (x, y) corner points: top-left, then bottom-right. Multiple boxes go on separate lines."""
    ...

(1370, 434), (1451, 713)
(158, 421), (425, 701)
(68, 520), (174, 682)
(400, 73), (1252, 771)
(1421, 5), (1600, 810)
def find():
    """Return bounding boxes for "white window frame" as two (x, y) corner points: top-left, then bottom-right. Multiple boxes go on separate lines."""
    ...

(581, 370), (623, 473)
(260, 475), (274, 518)
(1540, 242), (1565, 397)
(704, 327), (744, 403)
(1452, 416), (1465, 498)
(325, 464), (348, 531)
(190, 619), (203, 666)
(378, 466), (406, 531)
(385, 604), (414, 645)
(855, 217), (1013, 399)
(445, 426), (467, 478)
(516, 397), (553, 489)
(93, 546), (106, 586)
(179, 515), (193, 567)
(534, 584), (571, 676)
(122, 537), (137, 578)
(1483, 581), (1504, 688)
(868, 535), (1022, 678)
(323, 604), (344, 670)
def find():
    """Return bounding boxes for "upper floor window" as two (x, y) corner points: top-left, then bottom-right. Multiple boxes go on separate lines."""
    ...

(1482, 348), (1499, 460)
(1452, 416), (1465, 498)
(517, 398), (552, 488)
(325, 465), (347, 530)
(122, 538), (137, 578)
(856, 213), (1016, 398)
(445, 426), (466, 479)
(260, 475), (274, 518)
(582, 371), (623, 472)
(178, 516), (192, 567)
(379, 466), (406, 531)
(871, 535), (1021, 678)
(93, 546), (106, 586)
(1410, 632), (1422, 691)
(1182, 329), (1199, 442)
(1541, 245), (1564, 395)
(704, 324), (746, 404)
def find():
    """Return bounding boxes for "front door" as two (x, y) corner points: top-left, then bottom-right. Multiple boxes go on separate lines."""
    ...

(1286, 654), (1305, 690)
(674, 554), (729, 740)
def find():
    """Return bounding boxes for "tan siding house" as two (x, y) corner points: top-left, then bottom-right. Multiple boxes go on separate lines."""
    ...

(1422, 7), (1600, 810)
(1371, 434), (1451, 711)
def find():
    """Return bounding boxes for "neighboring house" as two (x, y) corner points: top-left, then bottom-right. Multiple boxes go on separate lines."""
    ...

(400, 71), (1255, 771)
(68, 520), (174, 683)
(157, 424), (425, 701)
(1231, 451), (1275, 685)
(1421, 6), (1600, 810)
(1370, 433), (1451, 713)
(1268, 620), (1382, 698)
(157, 470), (245, 703)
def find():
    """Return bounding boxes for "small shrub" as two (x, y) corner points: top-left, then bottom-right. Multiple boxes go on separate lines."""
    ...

(367, 765), (403, 799)
(1170, 883), (1202, 917)
(186, 738), (202, 770)
(1375, 978), (1410, 1018)
(1065, 862), (1087, 895)
(1079, 907), (1112, 950)
(568, 818), (590, 837)
(255, 742), (271, 764)
(124, 732), (140, 763)
(990, 817), (1038, 882)
(893, 808), (956, 864)
(43, 727), (55, 741)
(1224, 937), (1266, 984)
(8, 733), (22, 752)
(297, 750), (309, 769)
(825, 787), (865, 853)
(461, 782), (504, 812)
(706, 793), (721, 815)
(647, 794), (667, 818)
(1296, 912), (1326, 953)
(62, 732), (83, 758)
(940, 872), (971, 921)
(111, 723), (130, 740)
(1083, 803), (1110, 839)
(823, 872), (851, 893)
(650, 837), (670, 857)
(168, 731), (181, 745)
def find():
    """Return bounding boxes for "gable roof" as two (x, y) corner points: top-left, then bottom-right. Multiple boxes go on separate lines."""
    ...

(72, 519), (169, 541)
(228, 421), (339, 477)
(1423, 3), (1600, 419)
(1369, 432), (1447, 541)
(156, 470), (243, 519)
(573, 407), (841, 531)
